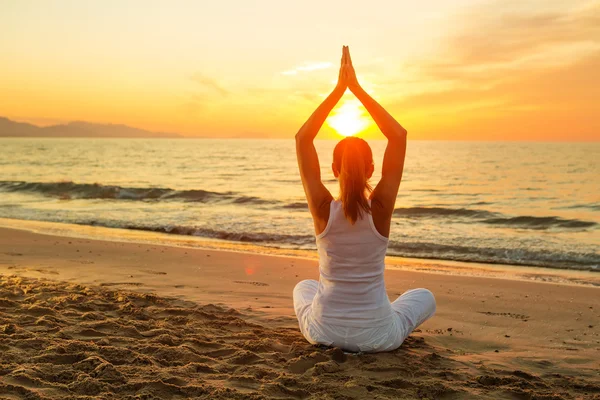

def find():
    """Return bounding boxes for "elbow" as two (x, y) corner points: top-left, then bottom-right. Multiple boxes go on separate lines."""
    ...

(395, 126), (408, 142)
(397, 123), (407, 137)
(295, 130), (310, 144)
(387, 126), (407, 143)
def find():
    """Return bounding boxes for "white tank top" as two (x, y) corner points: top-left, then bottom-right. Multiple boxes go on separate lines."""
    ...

(312, 199), (393, 327)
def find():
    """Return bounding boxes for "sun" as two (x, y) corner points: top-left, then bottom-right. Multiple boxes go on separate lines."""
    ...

(327, 100), (370, 137)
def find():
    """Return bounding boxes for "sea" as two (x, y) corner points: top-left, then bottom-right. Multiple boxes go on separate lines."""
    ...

(0, 138), (598, 271)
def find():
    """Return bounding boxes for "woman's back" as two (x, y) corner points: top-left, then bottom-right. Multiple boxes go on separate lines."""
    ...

(312, 200), (392, 327)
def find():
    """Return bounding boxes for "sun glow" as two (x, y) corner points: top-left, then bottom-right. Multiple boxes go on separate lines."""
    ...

(327, 100), (370, 137)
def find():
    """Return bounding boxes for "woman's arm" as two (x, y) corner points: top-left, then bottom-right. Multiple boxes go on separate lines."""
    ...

(346, 48), (407, 216)
(295, 47), (348, 231)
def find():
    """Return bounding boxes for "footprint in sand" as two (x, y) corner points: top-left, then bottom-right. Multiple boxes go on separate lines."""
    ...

(72, 328), (107, 338)
(100, 282), (144, 287)
(478, 311), (530, 320)
(233, 281), (269, 287)
(139, 269), (167, 275)
(30, 268), (59, 275)
(287, 353), (329, 374)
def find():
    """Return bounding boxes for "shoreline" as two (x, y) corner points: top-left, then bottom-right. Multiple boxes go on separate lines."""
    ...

(1, 217), (599, 289)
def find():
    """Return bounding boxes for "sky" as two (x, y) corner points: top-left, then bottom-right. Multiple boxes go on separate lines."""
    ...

(0, 0), (599, 140)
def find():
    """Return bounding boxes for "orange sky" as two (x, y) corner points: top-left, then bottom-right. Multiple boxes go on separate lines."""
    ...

(0, 1), (598, 140)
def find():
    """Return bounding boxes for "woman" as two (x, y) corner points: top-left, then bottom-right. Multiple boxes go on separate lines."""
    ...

(294, 46), (436, 353)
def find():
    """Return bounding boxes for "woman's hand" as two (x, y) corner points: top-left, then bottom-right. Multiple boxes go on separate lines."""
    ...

(343, 46), (361, 92)
(335, 46), (361, 92)
(335, 46), (349, 92)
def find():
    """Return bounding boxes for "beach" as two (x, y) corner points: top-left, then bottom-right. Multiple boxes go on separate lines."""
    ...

(2, 0), (599, 398)
(1, 226), (599, 399)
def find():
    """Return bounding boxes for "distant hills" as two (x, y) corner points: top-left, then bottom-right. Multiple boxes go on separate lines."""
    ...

(0, 117), (181, 138)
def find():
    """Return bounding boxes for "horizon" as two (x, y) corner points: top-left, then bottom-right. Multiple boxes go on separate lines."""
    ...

(3, 115), (600, 142)
(1, 1), (599, 141)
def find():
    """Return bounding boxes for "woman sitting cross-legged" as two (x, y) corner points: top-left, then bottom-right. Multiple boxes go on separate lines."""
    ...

(293, 46), (436, 353)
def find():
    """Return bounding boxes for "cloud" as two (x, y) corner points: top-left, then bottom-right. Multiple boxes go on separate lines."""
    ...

(281, 62), (332, 76)
(415, 1), (600, 83)
(381, 1), (600, 140)
(190, 73), (229, 97)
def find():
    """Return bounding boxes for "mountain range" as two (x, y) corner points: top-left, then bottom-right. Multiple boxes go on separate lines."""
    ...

(0, 117), (181, 138)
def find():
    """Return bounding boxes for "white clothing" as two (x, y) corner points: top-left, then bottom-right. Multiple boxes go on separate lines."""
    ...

(313, 200), (392, 327)
(293, 200), (436, 352)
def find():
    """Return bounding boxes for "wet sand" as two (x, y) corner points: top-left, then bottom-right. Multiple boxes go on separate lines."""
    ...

(0, 227), (599, 399)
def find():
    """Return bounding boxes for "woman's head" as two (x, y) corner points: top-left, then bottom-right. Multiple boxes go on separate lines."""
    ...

(332, 137), (374, 224)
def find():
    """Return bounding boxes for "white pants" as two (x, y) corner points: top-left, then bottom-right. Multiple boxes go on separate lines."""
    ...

(293, 279), (436, 353)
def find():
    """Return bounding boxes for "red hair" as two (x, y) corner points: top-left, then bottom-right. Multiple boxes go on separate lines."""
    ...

(333, 137), (373, 224)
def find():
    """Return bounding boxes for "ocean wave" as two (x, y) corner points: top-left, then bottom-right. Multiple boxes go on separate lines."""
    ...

(387, 241), (600, 270)
(232, 196), (276, 205)
(119, 224), (315, 245)
(0, 180), (273, 206)
(283, 202), (308, 209)
(392, 205), (596, 230)
(481, 216), (596, 229)
(393, 206), (494, 218)
(563, 203), (600, 211)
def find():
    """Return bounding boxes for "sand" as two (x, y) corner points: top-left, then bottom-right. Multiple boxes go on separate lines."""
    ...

(0, 226), (599, 399)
